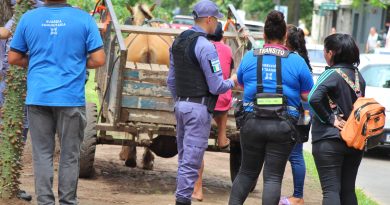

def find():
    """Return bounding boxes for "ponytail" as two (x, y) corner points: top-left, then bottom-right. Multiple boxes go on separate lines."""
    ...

(287, 25), (312, 72)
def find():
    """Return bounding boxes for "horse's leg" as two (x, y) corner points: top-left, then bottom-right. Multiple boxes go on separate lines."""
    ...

(119, 145), (128, 161)
(119, 144), (137, 168)
(142, 147), (154, 170)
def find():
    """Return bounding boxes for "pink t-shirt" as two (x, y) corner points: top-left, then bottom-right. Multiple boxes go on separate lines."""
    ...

(213, 41), (233, 111)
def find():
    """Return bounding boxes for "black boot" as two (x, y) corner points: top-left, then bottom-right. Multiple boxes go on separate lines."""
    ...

(17, 190), (32, 201)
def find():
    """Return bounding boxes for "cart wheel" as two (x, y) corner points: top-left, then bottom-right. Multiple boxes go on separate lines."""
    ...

(229, 141), (257, 192)
(79, 103), (98, 178)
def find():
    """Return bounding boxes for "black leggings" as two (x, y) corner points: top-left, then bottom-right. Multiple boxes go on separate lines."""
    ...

(229, 117), (295, 205)
(312, 138), (363, 205)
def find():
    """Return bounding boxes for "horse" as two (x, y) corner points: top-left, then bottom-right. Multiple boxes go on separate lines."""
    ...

(124, 3), (172, 66)
(119, 3), (173, 170)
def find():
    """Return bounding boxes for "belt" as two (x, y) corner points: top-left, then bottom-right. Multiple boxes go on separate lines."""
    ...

(242, 102), (298, 112)
(177, 96), (208, 105)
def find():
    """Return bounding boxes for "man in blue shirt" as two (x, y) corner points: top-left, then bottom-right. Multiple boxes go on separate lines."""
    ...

(167, 1), (236, 204)
(8, 1), (105, 204)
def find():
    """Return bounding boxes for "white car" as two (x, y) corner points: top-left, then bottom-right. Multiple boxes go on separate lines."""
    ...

(306, 44), (326, 82)
(243, 20), (264, 33)
(359, 54), (390, 147)
(373, 48), (390, 55)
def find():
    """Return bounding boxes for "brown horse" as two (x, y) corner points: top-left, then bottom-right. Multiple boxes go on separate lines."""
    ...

(124, 3), (172, 66)
(120, 3), (173, 170)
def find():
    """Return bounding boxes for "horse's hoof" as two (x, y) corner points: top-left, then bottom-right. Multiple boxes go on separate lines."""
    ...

(142, 161), (154, 170)
(142, 149), (155, 170)
(125, 159), (137, 168)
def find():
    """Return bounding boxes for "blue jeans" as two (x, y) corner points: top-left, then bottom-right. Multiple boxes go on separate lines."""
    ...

(289, 143), (306, 198)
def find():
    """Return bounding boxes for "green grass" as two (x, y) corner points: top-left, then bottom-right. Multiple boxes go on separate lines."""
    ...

(356, 189), (380, 205)
(85, 69), (99, 107)
(303, 151), (379, 205)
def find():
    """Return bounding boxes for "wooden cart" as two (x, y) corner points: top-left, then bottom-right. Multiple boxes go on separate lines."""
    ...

(80, 0), (263, 184)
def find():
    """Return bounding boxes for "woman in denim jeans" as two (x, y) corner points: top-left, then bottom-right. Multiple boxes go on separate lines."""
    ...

(279, 24), (313, 205)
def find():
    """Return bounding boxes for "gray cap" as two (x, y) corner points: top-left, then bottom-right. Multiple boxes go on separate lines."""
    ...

(192, 0), (224, 19)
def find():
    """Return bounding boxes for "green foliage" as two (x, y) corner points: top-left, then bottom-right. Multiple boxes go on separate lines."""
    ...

(86, 70), (99, 107)
(350, 0), (389, 8)
(66, 0), (314, 28)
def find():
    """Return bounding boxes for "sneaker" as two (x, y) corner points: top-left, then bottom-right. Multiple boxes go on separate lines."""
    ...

(17, 190), (32, 202)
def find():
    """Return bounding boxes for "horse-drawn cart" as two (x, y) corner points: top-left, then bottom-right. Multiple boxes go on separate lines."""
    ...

(80, 0), (263, 184)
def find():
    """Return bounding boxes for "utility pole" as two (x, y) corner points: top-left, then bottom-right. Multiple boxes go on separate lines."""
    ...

(275, 0), (281, 10)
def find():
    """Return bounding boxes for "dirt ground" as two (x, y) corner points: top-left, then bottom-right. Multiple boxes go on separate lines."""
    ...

(1, 139), (322, 205)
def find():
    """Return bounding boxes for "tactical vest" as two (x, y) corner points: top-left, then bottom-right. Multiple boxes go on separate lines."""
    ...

(172, 30), (210, 98)
(252, 47), (291, 119)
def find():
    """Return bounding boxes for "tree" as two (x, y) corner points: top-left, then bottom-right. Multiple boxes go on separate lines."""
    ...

(0, 0), (13, 26)
(0, 0), (34, 199)
(351, 0), (389, 8)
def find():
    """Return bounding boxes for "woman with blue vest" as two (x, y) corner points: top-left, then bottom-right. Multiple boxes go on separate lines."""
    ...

(228, 11), (313, 205)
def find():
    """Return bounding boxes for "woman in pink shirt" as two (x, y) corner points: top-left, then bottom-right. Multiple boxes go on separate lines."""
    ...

(212, 22), (233, 149)
(192, 22), (234, 201)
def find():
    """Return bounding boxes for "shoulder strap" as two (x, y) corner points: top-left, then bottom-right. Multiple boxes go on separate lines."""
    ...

(257, 55), (264, 93)
(275, 56), (283, 94)
(335, 69), (361, 97)
(256, 55), (283, 94)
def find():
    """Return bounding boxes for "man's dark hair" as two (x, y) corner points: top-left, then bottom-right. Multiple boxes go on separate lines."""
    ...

(264, 10), (286, 41)
(207, 22), (223, 42)
(324, 34), (360, 66)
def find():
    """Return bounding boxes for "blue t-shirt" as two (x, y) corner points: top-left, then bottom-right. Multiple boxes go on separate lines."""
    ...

(10, 5), (103, 106)
(237, 49), (313, 117)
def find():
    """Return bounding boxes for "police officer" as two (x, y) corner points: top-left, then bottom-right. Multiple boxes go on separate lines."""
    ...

(167, 1), (236, 204)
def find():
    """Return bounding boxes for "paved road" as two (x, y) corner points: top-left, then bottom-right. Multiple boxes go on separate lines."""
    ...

(356, 148), (390, 205)
(304, 141), (390, 205)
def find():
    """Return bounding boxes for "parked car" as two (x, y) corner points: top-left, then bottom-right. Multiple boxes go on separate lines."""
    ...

(233, 20), (264, 49)
(359, 54), (390, 149)
(171, 15), (194, 30)
(306, 44), (326, 82)
(374, 47), (390, 55)
(244, 20), (264, 48)
(243, 20), (264, 33)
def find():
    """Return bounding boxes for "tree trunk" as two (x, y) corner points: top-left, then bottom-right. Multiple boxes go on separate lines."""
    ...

(287, 0), (300, 26)
(0, 0), (13, 26)
(0, 0), (35, 199)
